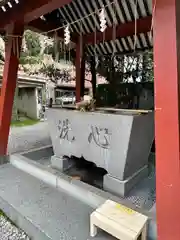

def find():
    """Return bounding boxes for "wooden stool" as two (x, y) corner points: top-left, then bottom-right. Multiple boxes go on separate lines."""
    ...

(90, 200), (148, 240)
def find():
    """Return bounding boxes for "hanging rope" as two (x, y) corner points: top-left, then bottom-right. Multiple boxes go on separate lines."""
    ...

(133, 0), (138, 51)
(94, 10), (97, 66)
(6, 1), (116, 39)
(112, 1), (116, 60)
(12, 35), (16, 56)
(11, 36), (20, 58)
(68, 40), (71, 64)
(149, 0), (157, 44)
(80, 20), (83, 61)
(16, 36), (19, 58)
(54, 31), (59, 62)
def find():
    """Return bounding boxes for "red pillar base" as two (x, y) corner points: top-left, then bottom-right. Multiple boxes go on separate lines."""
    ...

(0, 22), (24, 155)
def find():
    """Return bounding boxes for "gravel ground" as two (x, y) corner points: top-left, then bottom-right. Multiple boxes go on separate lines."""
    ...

(8, 121), (52, 154)
(0, 215), (29, 240)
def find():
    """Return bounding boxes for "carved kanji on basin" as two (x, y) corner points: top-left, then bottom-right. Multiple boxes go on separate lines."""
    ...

(58, 119), (75, 142)
(88, 126), (111, 149)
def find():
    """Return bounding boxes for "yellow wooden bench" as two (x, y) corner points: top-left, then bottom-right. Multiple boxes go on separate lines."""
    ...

(90, 200), (148, 240)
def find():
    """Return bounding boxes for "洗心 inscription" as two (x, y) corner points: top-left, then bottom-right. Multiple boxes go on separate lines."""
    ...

(88, 126), (111, 149)
(58, 119), (75, 142)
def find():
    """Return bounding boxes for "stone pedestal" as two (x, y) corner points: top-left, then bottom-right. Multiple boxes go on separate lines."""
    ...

(51, 155), (72, 171)
(103, 165), (148, 197)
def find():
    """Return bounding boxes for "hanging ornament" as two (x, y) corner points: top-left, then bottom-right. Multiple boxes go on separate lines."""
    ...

(16, 36), (20, 59)
(64, 24), (70, 45)
(54, 31), (59, 62)
(99, 8), (107, 32)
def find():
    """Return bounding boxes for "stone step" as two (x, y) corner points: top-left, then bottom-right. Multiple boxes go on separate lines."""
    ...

(0, 163), (101, 240)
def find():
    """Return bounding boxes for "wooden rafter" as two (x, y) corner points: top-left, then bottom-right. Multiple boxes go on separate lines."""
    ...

(0, 0), (73, 29)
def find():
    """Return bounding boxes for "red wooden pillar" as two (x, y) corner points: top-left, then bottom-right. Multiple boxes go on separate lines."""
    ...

(0, 22), (24, 155)
(153, 0), (180, 239)
(75, 37), (85, 102)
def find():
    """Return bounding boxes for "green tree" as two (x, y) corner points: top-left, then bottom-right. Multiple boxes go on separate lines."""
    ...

(24, 30), (41, 56)
(19, 30), (42, 65)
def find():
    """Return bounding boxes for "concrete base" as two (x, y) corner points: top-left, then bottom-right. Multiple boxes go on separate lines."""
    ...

(51, 155), (72, 171)
(103, 165), (148, 197)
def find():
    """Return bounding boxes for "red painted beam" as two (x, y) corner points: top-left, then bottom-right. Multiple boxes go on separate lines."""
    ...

(83, 16), (152, 45)
(153, 0), (180, 239)
(0, 0), (72, 29)
(0, 21), (24, 155)
(25, 0), (72, 23)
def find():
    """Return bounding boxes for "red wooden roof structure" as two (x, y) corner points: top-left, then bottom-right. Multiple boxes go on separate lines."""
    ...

(0, 1), (179, 240)
(0, 0), (152, 54)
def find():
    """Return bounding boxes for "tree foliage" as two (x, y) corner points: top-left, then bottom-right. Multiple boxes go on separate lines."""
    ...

(24, 30), (41, 56)
(0, 30), (154, 86)
(34, 63), (73, 83)
(94, 50), (153, 84)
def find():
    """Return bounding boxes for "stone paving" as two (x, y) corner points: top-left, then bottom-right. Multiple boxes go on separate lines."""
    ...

(8, 121), (51, 154)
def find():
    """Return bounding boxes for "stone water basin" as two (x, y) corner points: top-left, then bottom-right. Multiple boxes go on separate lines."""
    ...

(47, 107), (154, 196)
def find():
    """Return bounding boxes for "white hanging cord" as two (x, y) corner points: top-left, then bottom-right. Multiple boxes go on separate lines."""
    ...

(94, 10), (97, 65)
(149, 0), (157, 44)
(64, 38), (66, 63)
(12, 36), (19, 58)
(16, 36), (19, 58)
(133, 0), (138, 51)
(69, 39), (71, 64)
(94, 16), (99, 70)
(54, 31), (59, 62)
(12, 36), (15, 56)
(60, 40), (62, 57)
(112, 1), (116, 60)
(80, 20), (83, 61)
